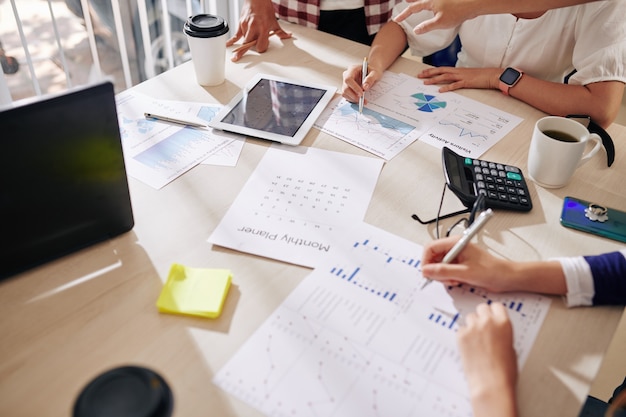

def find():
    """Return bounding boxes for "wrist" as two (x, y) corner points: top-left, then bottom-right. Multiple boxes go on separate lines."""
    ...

(470, 383), (519, 417)
(509, 260), (567, 295)
(487, 258), (522, 292)
(498, 67), (523, 96)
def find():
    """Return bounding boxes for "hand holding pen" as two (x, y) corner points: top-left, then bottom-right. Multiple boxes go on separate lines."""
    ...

(340, 58), (382, 105)
(421, 209), (494, 290)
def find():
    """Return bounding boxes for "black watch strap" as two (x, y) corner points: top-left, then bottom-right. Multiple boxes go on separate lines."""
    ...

(566, 115), (615, 167)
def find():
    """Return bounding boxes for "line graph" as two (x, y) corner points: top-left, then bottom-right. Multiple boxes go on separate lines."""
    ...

(315, 97), (422, 160)
(438, 119), (488, 141)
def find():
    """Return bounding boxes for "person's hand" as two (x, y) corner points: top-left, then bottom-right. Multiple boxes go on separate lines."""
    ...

(393, 0), (478, 34)
(341, 62), (383, 104)
(458, 303), (519, 417)
(226, 0), (292, 62)
(417, 66), (501, 92)
(421, 236), (516, 293)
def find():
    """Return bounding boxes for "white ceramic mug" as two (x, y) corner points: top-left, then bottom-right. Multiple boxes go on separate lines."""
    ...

(527, 116), (602, 188)
(184, 14), (229, 86)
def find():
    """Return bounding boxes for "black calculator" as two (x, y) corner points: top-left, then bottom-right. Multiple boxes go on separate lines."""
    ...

(442, 147), (532, 212)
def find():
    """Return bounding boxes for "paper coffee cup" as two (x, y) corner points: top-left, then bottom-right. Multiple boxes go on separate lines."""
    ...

(184, 14), (229, 86)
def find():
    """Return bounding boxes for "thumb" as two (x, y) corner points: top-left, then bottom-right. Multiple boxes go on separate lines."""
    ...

(363, 72), (380, 90)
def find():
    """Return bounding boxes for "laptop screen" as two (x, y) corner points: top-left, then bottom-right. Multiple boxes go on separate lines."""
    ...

(0, 82), (134, 279)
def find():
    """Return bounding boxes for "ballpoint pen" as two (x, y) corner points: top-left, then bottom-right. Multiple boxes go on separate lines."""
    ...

(144, 112), (207, 129)
(421, 208), (494, 290)
(358, 57), (367, 114)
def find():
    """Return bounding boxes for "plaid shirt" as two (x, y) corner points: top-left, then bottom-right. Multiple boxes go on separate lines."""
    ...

(273, 0), (400, 35)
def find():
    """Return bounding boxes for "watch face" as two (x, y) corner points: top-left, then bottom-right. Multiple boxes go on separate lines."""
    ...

(500, 68), (521, 85)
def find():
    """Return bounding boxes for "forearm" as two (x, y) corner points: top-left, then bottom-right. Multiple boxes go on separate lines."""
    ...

(367, 22), (408, 75)
(508, 76), (623, 128)
(505, 260), (568, 295)
(469, 385), (518, 417)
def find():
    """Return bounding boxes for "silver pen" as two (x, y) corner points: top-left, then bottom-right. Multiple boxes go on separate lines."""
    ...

(421, 208), (494, 290)
(144, 112), (207, 128)
(358, 57), (367, 114)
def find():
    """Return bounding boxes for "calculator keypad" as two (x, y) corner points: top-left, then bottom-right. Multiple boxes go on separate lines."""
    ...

(468, 158), (531, 209)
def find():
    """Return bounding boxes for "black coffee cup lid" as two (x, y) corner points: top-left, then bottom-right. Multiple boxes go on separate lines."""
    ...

(184, 14), (229, 38)
(73, 366), (173, 417)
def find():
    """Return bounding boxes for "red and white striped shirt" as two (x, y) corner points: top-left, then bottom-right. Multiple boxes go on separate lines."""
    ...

(273, 0), (400, 35)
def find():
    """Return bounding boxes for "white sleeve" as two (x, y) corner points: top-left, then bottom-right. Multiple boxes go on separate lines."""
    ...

(392, 2), (458, 58)
(555, 256), (595, 307)
(569, 1), (626, 85)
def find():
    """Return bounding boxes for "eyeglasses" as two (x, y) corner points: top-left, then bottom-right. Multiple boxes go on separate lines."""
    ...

(411, 183), (488, 239)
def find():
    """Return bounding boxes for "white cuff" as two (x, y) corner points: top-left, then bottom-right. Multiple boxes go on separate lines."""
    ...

(554, 256), (595, 307)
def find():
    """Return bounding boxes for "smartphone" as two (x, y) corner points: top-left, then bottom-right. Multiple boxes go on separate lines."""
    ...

(560, 196), (626, 243)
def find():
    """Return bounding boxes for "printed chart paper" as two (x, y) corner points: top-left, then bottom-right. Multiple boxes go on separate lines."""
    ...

(315, 95), (427, 160)
(316, 72), (523, 158)
(214, 222), (551, 417)
(115, 90), (242, 189)
(208, 146), (384, 268)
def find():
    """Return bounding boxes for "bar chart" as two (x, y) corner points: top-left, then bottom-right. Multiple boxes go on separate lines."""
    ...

(215, 222), (551, 417)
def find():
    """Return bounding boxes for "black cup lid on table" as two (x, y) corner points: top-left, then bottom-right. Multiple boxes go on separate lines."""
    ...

(73, 366), (173, 417)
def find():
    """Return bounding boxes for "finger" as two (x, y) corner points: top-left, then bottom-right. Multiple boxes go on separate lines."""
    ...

(490, 302), (510, 321)
(462, 310), (477, 329)
(362, 73), (377, 91)
(393, 6), (412, 23)
(254, 28), (285, 54)
(343, 80), (362, 103)
(476, 302), (492, 316)
(251, 33), (269, 53)
(231, 42), (256, 62)
(421, 236), (462, 264)
(232, 39), (257, 54)
(273, 28), (293, 40)
(418, 66), (455, 77)
(412, 16), (443, 35)
(394, 1), (426, 23)
(226, 33), (242, 47)
(421, 262), (470, 282)
(438, 81), (465, 92)
(342, 86), (359, 103)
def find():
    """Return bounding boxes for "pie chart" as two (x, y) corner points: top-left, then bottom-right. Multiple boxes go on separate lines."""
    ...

(412, 93), (447, 112)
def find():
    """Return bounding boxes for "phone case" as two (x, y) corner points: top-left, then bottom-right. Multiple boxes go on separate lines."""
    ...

(560, 196), (626, 243)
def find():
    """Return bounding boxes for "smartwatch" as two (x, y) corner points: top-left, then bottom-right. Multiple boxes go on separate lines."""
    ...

(499, 67), (523, 96)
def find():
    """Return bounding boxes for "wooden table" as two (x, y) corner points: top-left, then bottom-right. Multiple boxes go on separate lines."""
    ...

(1, 22), (625, 417)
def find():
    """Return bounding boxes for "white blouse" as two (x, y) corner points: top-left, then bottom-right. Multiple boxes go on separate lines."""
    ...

(394, 0), (626, 86)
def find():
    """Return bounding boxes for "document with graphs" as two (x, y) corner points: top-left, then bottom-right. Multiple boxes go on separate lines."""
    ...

(214, 221), (551, 417)
(315, 72), (523, 159)
(115, 90), (241, 189)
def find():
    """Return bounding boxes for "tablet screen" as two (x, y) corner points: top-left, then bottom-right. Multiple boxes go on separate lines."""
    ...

(219, 78), (327, 137)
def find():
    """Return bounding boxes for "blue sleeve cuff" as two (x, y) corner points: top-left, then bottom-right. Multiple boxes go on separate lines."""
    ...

(585, 250), (626, 305)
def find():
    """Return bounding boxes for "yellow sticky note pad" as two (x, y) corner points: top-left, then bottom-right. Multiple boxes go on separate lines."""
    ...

(156, 264), (232, 318)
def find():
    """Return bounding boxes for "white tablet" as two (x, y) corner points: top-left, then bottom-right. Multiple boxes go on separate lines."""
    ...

(209, 73), (336, 146)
